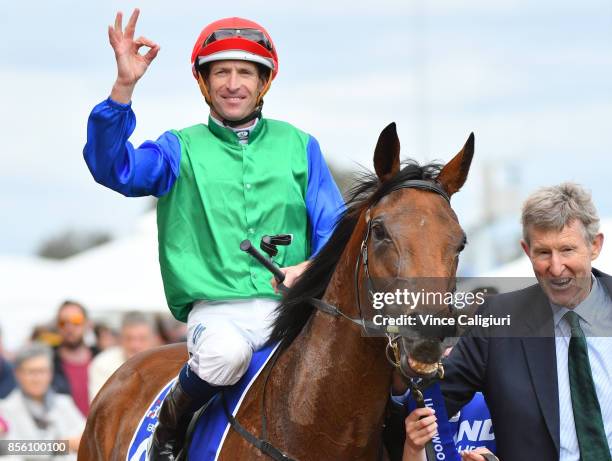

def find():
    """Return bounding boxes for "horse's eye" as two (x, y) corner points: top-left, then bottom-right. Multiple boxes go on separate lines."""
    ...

(457, 235), (467, 253)
(372, 222), (388, 241)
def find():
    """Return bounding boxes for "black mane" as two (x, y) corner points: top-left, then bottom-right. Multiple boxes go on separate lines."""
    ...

(267, 160), (444, 350)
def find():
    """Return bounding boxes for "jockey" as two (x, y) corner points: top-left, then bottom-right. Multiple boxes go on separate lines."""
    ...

(83, 10), (344, 460)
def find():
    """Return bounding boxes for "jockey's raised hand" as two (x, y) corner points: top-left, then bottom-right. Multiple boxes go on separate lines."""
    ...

(109, 9), (160, 103)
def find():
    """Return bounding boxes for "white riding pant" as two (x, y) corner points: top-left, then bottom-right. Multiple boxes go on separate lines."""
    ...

(186, 298), (278, 386)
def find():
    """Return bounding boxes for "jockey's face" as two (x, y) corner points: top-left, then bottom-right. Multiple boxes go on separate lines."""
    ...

(521, 220), (603, 308)
(206, 60), (264, 127)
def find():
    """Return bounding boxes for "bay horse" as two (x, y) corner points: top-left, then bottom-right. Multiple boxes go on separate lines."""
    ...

(79, 123), (474, 460)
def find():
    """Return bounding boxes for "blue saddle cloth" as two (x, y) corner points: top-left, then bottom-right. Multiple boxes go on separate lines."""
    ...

(126, 343), (279, 461)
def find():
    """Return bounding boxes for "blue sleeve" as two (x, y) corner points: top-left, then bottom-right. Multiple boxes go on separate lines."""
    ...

(83, 98), (181, 197)
(305, 135), (346, 256)
(390, 389), (411, 406)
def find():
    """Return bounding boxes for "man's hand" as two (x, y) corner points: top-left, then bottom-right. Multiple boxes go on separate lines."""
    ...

(270, 260), (311, 292)
(402, 407), (437, 460)
(460, 447), (499, 461)
(108, 9), (160, 103)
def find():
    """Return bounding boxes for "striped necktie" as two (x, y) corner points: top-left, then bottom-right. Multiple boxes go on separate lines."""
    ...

(565, 310), (611, 461)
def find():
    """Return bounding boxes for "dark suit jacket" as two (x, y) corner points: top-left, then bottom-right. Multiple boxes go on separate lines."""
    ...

(442, 268), (612, 461)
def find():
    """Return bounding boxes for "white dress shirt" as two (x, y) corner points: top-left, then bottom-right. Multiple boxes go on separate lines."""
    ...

(552, 276), (612, 461)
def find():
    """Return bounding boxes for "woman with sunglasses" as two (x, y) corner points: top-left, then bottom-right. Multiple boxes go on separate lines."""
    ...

(83, 9), (344, 460)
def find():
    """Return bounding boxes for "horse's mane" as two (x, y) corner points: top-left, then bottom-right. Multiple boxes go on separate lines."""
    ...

(267, 160), (444, 350)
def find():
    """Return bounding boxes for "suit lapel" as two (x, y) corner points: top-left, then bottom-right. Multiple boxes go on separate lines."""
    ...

(593, 268), (612, 295)
(520, 287), (560, 454)
(518, 270), (611, 455)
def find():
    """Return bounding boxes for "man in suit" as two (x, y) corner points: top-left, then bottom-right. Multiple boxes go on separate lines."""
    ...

(442, 182), (612, 461)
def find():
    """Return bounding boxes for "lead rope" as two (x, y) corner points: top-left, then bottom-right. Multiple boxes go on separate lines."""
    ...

(408, 379), (438, 461)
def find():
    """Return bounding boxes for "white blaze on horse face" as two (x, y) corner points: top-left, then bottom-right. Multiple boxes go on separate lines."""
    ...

(419, 217), (426, 227)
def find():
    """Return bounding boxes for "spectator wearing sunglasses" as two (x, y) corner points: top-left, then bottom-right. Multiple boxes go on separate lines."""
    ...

(83, 9), (344, 459)
(51, 301), (98, 417)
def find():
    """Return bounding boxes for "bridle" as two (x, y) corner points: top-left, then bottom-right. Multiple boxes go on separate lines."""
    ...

(319, 178), (454, 379)
(230, 177), (458, 461)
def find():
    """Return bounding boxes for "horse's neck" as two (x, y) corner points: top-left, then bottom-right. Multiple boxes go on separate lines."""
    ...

(266, 252), (393, 457)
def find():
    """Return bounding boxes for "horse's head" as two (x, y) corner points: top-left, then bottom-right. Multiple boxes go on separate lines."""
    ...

(361, 123), (474, 379)
(268, 123), (474, 382)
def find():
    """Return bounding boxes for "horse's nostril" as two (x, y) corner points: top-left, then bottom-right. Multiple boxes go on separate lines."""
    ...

(405, 338), (444, 365)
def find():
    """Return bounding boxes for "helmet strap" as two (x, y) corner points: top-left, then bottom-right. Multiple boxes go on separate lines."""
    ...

(196, 72), (213, 105)
(256, 71), (273, 105)
(221, 103), (263, 128)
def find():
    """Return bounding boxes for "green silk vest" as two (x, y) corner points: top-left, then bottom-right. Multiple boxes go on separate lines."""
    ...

(157, 118), (310, 321)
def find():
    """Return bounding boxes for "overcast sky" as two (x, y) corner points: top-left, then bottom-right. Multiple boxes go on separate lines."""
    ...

(1, 0), (611, 255)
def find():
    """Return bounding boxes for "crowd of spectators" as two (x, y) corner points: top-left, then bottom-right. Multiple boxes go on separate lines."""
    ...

(0, 301), (186, 459)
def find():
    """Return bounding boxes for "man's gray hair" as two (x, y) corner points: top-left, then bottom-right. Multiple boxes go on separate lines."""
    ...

(521, 182), (600, 244)
(14, 342), (53, 370)
(121, 311), (156, 332)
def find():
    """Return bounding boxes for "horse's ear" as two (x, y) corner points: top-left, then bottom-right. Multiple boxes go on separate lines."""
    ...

(437, 132), (475, 197)
(374, 122), (401, 182)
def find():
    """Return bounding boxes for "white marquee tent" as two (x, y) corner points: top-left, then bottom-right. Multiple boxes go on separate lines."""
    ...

(0, 213), (166, 351)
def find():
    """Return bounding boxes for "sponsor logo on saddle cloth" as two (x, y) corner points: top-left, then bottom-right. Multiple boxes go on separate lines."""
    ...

(127, 378), (176, 461)
(126, 343), (279, 461)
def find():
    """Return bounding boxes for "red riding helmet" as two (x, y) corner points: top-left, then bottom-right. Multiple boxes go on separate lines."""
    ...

(190, 17), (278, 80)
